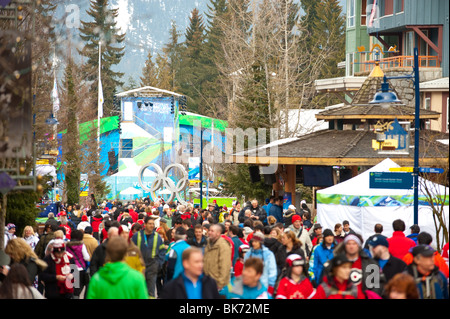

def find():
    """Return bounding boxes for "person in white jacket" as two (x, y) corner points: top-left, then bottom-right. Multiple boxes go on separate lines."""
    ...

(287, 215), (313, 257)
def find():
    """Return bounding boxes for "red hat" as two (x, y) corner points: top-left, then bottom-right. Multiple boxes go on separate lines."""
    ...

(81, 215), (88, 221)
(292, 215), (301, 223)
(286, 254), (305, 267)
(59, 211), (67, 216)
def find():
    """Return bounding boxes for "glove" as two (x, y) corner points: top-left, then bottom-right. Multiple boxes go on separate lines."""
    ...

(268, 285), (274, 296)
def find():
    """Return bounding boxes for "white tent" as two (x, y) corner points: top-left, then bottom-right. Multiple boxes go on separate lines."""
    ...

(120, 187), (143, 195)
(316, 158), (449, 245)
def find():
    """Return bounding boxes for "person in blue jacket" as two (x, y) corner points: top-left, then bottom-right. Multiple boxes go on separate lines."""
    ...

(166, 227), (191, 281)
(220, 257), (270, 299)
(244, 232), (278, 296)
(311, 229), (336, 286)
(268, 197), (283, 224)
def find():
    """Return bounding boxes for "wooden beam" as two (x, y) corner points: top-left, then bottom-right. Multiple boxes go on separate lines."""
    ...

(231, 156), (448, 167)
(315, 114), (440, 120)
(375, 35), (390, 51)
(331, 92), (351, 105)
(407, 26), (441, 62)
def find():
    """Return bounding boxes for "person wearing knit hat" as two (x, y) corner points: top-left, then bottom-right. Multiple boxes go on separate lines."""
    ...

(77, 214), (91, 231)
(310, 223), (323, 246)
(287, 214), (313, 257)
(245, 230), (278, 296)
(317, 254), (365, 299)
(368, 235), (407, 284)
(331, 233), (382, 297)
(310, 228), (336, 285)
(275, 253), (324, 299)
(40, 238), (75, 299)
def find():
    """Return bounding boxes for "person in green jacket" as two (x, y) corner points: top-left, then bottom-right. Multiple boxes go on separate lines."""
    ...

(87, 236), (149, 299)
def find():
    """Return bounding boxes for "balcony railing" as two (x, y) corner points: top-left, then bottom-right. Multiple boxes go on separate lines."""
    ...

(357, 55), (440, 73)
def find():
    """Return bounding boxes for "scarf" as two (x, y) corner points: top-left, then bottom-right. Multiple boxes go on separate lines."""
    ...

(51, 252), (74, 295)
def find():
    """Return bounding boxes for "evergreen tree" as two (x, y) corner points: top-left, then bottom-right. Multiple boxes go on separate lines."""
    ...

(140, 51), (159, 87)
(62, 59), (81, 206)
(178, 8), (206, 113)
(200, 0), (229, 118)
(78, 0), (125, 117)
(155, 52), (172, 90)
(162, 21), (183, 92)
(314, 0), (345, 79)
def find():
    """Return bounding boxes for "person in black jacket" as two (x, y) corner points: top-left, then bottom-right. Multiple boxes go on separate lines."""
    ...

(368, 235), (406, 286)
(160, 247), (220, 299)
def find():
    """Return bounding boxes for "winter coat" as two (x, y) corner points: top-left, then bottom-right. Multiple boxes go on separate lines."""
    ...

(311, 242), (335, 285)
(319, 276), (364, 299)
(268, 204), (283, 224)
(39, 253), (75, 299)
(18, 256), (48, 285)
(264, 237), (282, 257)
(203, 237), (232, 290)
(35, 231), (56, 259)
(220, 276), (269, 299)
(66, 241), (90, 270)
(375, 255), (407, 283)
(388, 231), (416, 260)
(87, 261), (148, 299)
(124, 242), (145, 274)
(287, 225), (313, 256)
(406, 263), (449, 299)
(166, 239), (191, 280)
(330, 243), (384, 296)
(160, 273), (221, 299)
(283, 211), (297, 227)
(276, 275), (321, 299)
(90, 216), (103, 233)
(244, 246), (278, 289)
(274, 244), (305, 275)
(89, 240), (108, 276)
(131, 230), (166, 268)
(82, 233), (99, 258)
(187, 235), (207, 250)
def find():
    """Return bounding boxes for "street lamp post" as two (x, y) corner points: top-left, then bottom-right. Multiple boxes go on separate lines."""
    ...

(370, 47), (420, 225)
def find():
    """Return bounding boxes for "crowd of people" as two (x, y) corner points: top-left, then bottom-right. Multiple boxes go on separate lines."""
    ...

(0, 195), (448, 300)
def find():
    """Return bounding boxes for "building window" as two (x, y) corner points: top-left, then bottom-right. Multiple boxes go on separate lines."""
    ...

(424, 97), (431, 130)
(384, 0), (394, 15)
(347, 0), (355, 28)
(404, 31), (414, 66)
(346, 52), (355, 76)
(447, 97), (449, 133)
(120, 139), (133, 158)
(361, 0), (367, 25)
(394, 0), (404, 13)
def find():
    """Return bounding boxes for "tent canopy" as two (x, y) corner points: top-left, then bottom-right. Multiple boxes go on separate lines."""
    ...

(120, 187), (143, 195)
(317, 158), (449, 244)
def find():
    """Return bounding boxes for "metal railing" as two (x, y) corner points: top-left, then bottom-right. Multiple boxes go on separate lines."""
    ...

(357, 55), (440, 73)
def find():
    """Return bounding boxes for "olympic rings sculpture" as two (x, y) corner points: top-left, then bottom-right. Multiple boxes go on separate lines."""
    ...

(138, 163), (189, 205)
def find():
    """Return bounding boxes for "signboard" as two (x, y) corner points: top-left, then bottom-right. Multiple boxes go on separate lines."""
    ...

(389, 167), (444, 174)
(369, 172), (413, 189)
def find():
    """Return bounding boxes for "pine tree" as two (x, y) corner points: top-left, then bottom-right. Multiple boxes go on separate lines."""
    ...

(178, 8), (206, 113)
(162, 21), (182, 92)
(78, 0), (125, 117)
(155, 52), (172, 91)
(62, 59), (81, 205)
(140, 51), (159, 87)
(199, 0), (229, 118)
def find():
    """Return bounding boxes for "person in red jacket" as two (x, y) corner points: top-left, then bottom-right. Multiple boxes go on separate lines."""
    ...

(387, 219), (416, 259)
(318, 254), (366, 299)
(442, 242), (449, 268)
(234, 244), (250, 278)
(276, 253), (322, 299)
